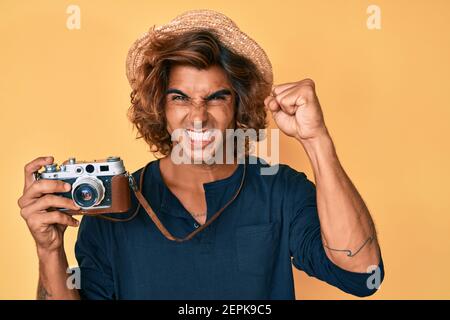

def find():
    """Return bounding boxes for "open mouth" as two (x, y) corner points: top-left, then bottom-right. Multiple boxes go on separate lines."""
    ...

(185, 129), (214, 148)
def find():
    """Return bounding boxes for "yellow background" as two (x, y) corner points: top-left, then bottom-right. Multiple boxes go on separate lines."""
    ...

(1, 0), (449, 299)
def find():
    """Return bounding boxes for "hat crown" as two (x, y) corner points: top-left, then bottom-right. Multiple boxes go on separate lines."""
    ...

(162, 9), (238, 29)
(126, 9), (273, 92)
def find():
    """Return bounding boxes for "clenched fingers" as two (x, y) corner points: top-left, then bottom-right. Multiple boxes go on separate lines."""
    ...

(27, 211), (79, 230)
(18, 179), (71, 209)
(20, 194), (80, 220)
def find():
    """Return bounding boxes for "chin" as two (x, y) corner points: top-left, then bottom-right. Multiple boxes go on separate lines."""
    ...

(186, 138), (224, 164)
(190, 141), (223, 164)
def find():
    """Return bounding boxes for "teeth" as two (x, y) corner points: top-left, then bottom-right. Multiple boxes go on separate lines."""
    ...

(186, 130), (211, 142)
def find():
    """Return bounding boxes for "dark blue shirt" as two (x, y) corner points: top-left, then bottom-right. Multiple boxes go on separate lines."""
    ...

(75, 157), (384, 299)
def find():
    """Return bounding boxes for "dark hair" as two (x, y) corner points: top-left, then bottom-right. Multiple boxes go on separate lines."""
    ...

(128, 28), (270, 156)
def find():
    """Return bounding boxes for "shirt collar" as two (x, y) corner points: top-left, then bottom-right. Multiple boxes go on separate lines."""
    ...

(151, 159), (244, 219)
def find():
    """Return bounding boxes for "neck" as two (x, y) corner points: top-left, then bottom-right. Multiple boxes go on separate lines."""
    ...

(159, 156), (239, 191)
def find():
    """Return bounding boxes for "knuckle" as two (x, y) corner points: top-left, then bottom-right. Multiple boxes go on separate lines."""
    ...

(26, 182), (39, 197)
(52, 180), (64, 189)
(34, 179), (43, 189)
(57, 196), (71, 208)
(41, 194), (53, 207)
(48, 211), (60, 220)
(26, 215), (38, 229)
(53, 211), (68, 223)
(44, 180), (56, 191)
(24, 162), (33, 174)
(271, 100), (279, 109)
(17, 196), (24, 208)
(303, 78), (315, 85)
(37, 180), (58, 193)
(24, 157), (42, 172)
(66, 199), (76, 208)
(275, 96), (283, 104)
(302, 86), (315, 98)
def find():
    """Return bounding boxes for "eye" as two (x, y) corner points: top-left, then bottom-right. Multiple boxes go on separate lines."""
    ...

(171, 95), (187, 101)
(210, 96), (226, 100)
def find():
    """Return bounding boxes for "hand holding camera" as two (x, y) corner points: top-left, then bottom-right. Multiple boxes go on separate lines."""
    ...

(18, 156), (81, 254)
(18, 156), (131, 254)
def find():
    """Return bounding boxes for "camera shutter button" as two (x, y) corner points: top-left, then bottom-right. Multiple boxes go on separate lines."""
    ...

(44, 164), (57, 172)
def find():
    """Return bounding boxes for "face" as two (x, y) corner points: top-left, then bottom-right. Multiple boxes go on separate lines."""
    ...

(164, 64), (236, 164)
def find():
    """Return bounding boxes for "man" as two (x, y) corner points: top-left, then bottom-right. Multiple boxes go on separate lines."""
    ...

(18, 9), (384, 299)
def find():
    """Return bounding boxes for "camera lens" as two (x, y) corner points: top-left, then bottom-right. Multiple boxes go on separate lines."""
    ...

(71, 176), (105, 208)
(73, 184), (98, 207)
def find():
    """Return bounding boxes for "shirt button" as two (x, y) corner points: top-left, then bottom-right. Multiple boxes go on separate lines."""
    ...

(194, 223), (199, 229)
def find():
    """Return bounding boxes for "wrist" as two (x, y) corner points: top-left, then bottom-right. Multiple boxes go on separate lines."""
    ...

(298, 129), (334, 156)
(37, 245), (66, 262)
(298, 130), (339, 178)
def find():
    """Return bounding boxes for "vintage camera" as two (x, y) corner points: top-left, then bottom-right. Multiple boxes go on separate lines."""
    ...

(37, 156), (131, 215)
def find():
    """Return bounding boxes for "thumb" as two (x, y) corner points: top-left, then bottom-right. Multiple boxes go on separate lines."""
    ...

(265, 96), (281, 113)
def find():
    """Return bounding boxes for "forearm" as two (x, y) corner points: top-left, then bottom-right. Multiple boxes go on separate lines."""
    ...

(37, 247), (80, 300)
(300, 131), (380, 272)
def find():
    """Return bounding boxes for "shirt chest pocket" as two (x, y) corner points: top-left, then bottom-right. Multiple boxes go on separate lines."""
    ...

(235, 222), (280, 277)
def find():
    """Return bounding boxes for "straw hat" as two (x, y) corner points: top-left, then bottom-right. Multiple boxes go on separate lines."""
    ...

(125, 9), (273, 91)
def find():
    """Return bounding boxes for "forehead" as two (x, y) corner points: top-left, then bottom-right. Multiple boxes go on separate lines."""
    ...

(167, 64), (231, 92)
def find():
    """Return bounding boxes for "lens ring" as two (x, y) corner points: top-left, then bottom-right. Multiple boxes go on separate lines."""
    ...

(73, 184), (98, 207)
(71, 176), (105, 209)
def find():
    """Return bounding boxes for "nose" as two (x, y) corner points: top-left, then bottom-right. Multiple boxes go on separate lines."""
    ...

(188, 101), (209, 126)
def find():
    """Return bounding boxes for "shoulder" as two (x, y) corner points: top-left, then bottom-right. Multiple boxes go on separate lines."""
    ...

(246, 156), (312, 187)
(245, 156), (316, 208)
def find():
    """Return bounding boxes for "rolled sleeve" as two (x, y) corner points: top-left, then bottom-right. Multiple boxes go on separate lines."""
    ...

(75, 216), (115, 300)
(288, 174), (385, 297)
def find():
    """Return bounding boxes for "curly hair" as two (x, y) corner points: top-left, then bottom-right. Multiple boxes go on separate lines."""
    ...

(127, 28), (270, 157)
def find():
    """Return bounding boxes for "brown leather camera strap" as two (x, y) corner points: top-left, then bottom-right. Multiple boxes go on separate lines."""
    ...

(128, 161), (247, 242)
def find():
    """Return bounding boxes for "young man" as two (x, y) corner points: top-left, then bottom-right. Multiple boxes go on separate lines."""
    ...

(18, 9), (383, 299)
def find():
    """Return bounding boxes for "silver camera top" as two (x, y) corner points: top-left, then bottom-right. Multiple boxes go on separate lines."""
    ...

(39, 156), (126, 180)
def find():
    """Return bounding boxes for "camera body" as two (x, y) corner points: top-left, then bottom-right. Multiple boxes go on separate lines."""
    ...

(38, 156), (131, 215)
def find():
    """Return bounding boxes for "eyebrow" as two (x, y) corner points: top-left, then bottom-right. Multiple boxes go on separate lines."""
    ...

(165, 88), (232, 100)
